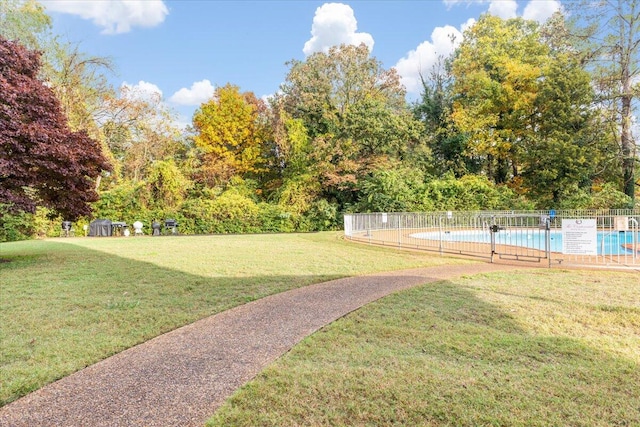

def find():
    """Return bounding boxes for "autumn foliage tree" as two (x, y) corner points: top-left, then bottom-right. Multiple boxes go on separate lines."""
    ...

(0, 36), (110, 220)
(449, 15), (609, 208)
(192, 84), (270, 186)
(279, 43), (422, 207)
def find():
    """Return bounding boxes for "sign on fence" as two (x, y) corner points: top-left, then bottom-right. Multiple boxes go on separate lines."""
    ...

(561, 219), (597, 255)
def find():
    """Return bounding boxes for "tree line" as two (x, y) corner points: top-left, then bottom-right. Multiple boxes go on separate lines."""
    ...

(1, 0), (638, 241)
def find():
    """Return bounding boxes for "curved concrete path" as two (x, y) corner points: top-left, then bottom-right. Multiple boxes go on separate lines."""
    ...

(0, 262), (520, 427)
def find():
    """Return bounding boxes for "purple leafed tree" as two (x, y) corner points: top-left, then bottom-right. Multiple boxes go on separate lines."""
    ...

(0, 36), (110, 220)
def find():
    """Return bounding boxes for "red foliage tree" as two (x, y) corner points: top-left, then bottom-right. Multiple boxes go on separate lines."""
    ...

(0, 36), (110, 220)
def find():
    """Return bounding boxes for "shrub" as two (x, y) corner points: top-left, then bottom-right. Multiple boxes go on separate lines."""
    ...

(0, 204), (35, 242)
(178, 192), (259, 234)
(300, 199), (341, 231)
(93, 181), (150, 222)
(589, 183), (633, 209)
(421, 174), (533, 211)
(147, 159), (190, 210)
(356, 166), (425, 213)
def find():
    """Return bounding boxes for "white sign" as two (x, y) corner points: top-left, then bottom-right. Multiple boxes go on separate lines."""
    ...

(382, 213), (388, 223)
(562, 219), (597, 255)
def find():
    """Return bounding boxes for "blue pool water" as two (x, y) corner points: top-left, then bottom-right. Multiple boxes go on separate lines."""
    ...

(410, 229), (639, 255)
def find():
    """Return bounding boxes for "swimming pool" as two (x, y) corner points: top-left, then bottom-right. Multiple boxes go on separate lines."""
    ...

(410, 229), (639, 255)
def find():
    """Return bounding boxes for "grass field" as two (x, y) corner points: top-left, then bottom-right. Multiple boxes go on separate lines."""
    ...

(207, 268), (640, 426)
(2, 233), (638, 425)
(0, 232), (463, 405)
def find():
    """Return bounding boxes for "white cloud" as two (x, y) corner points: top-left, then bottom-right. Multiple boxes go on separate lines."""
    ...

(394, 24), (464, 95)
(121, 80), (163, 102)
(442, 0), (561, 23)
(488, 0), (518, 19)
(397, 0), (562, 96)
(169, 80), (216, 106)
(303, 3), (374, 56)
(442, 0), (465, 6)
(460, 17), (477, 33)
(523, 0), (562, 23)
(43, 0), (168, 34)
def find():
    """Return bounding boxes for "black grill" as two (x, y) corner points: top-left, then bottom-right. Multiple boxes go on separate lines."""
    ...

(164, 219), (178, 234)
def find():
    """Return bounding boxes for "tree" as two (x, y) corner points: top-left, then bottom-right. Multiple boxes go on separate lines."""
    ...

(413, 57), (477, 177)
(48, 44), (114, 136)
(520, 50), (599, 206)
(102, 85), (183, 183)
(0, 37), (110, 220)
(0, 0), (51, 53)
(568, 0), (640, 204)
(451, 15), (547, 184)
(192, 84), (270, 186)
(279, 43), (422, 207)
(450, 15), (609, 208)
(355, 162), (426, 212)
(1, 0), (114, 136)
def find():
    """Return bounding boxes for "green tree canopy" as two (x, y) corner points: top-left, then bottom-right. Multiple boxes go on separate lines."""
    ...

(567, 0), (640, 204)
(450, 14), (606, 207)
(279, 43), (423, 207)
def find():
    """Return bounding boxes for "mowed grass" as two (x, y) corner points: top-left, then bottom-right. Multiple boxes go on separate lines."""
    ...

(0, 232), (465, 405)
(208, 269), (640, 427)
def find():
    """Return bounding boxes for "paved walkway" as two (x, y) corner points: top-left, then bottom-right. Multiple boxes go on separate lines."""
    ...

(0, 262), (520, 427)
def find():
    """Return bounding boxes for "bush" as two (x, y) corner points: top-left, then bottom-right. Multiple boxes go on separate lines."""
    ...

(93, 181), (150, 222)
(421, 174), (533, 211)
(589, 183), (633, 209)
(257, 203), (296, 233)
(177, 192), (258, 234)
(299, 199), (341, 231)
(355, 166), (425, 213)
(0, 204), (35, 242)
(147, 159), (190, 210)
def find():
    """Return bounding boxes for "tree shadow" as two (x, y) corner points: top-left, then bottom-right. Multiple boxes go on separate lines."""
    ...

(210, 277), (640, 426)
(0, 239), (346, 406)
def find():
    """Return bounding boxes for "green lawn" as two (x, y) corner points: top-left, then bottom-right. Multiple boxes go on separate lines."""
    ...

(0, 232), (463, 405)
(3, 234), (638, 426)
(208, 269), (640, 427)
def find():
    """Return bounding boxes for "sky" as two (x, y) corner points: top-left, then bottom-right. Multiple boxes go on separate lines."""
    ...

(39, 0), (563, 127)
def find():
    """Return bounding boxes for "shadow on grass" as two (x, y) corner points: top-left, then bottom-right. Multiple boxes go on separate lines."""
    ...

(0, 239), (346, 406)
(208, 278), (640, 426)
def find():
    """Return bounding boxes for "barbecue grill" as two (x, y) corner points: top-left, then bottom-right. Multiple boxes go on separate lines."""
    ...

(61, 221), (73, 237)
(165, 219), (178, 235)
(151, 221), (161, 236)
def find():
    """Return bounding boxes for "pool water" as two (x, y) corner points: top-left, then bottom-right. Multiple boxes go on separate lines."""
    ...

(410, 229), (639, 255)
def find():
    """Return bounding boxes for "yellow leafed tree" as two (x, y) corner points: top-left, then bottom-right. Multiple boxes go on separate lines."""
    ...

(193, 83), (268, 185)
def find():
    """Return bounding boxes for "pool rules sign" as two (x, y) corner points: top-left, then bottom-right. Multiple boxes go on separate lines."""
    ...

(561, 219), (597, 255)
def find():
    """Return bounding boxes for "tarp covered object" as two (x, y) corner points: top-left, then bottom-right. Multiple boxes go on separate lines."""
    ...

(89, 219), (112, 237)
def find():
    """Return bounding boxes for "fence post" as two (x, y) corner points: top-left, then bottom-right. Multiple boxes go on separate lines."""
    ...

(545, 216), (551, 268)
(438, 216), (443, 255)
(631, 218), (638, 262)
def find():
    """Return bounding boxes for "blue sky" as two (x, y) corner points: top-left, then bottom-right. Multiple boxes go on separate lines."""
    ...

(41, 0), (562, 126)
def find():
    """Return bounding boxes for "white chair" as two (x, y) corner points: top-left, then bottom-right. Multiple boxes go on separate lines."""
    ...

(133, 221), (144, 236)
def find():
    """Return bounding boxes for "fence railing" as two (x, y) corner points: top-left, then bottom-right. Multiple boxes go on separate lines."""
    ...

(344, 210), (640, 268)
